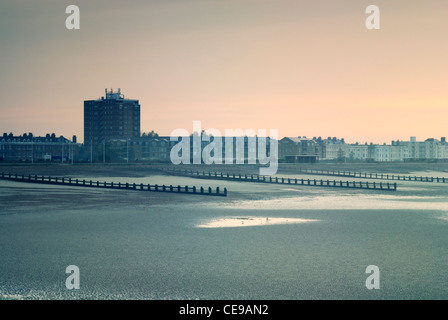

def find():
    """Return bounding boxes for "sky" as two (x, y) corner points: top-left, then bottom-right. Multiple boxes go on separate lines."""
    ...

(0, 0), (446, 144)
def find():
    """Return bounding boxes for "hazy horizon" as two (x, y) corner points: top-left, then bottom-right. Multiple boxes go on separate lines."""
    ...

(1, 0), (447, 144)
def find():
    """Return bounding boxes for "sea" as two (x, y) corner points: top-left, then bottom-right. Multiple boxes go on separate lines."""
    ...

(0, 171), (447, 300)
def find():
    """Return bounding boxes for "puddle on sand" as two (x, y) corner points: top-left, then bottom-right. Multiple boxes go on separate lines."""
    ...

(196, 216), (319, 228)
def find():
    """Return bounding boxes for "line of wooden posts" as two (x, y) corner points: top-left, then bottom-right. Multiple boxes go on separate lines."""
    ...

(0, 172), (227, 197)
(296, 168), (448, 183)
(161, 168), (398, 191)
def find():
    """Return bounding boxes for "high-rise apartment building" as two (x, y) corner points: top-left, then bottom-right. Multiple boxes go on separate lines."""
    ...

(84, 89), (140, 159)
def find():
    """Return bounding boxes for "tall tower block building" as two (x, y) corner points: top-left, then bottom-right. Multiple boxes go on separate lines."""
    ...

(84, 89), (140, 158)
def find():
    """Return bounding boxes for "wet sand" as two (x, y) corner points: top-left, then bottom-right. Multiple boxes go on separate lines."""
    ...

(0, 163), (447, 300)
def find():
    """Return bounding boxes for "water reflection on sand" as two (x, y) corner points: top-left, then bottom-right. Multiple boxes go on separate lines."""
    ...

(196, 216), (319, 228)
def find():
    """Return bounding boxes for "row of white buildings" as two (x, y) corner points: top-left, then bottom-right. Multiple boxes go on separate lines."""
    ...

(325, 137), (448, 162)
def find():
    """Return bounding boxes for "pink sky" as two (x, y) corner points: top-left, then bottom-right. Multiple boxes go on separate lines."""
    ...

(0, 0), (446, 144)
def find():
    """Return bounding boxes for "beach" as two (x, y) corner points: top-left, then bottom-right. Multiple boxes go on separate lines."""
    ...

(0, 163), (447, 299)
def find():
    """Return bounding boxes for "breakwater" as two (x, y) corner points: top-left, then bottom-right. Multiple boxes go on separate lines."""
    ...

(161, 168), (398, 191)
(0, 172), (227, 197)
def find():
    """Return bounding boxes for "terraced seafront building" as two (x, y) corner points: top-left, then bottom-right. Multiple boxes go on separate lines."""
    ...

(279, 136), (448, 163)
(0, 132), (77, 162)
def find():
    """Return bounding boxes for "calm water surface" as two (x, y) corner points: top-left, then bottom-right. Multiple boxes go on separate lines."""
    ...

(0, 173), (447, 300)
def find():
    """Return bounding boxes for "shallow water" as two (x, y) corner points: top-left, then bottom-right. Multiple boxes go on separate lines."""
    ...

(0, 174), (447, 300)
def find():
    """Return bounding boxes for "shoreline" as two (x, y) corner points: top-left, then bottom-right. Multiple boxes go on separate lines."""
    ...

(0, 162), (447, 178)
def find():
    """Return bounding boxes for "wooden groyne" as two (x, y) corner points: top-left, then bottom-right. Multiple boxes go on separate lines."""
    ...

(0, 172), (227, 197)
(161, 168), (398, 191)
(295, 168), (448, 183)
